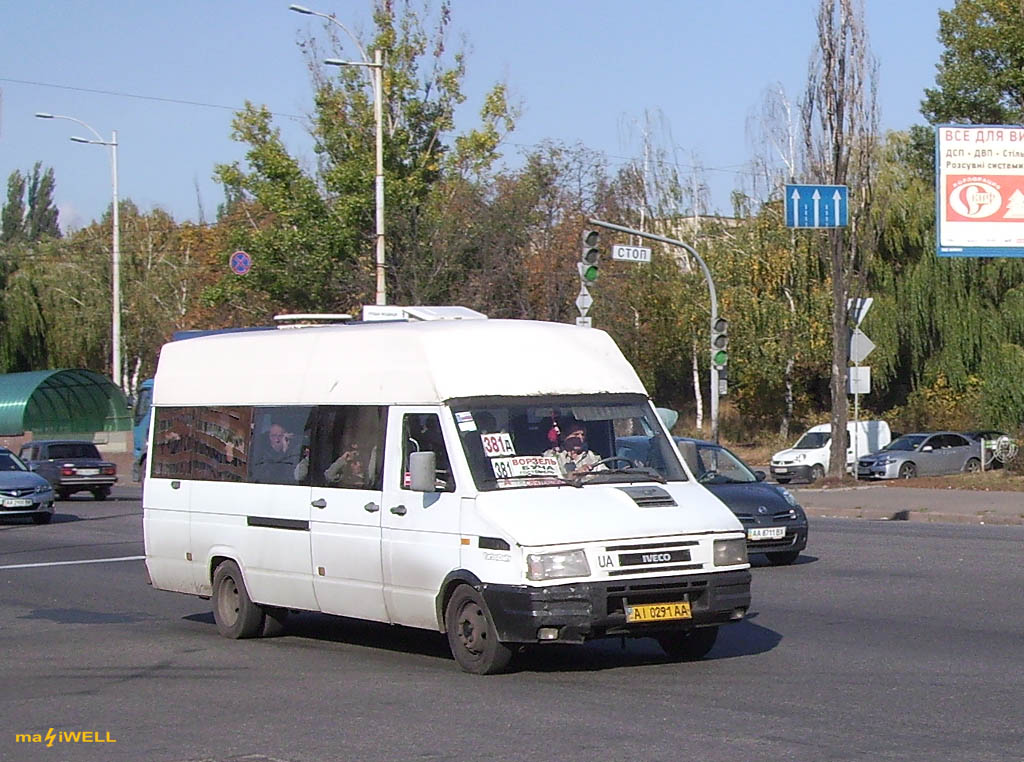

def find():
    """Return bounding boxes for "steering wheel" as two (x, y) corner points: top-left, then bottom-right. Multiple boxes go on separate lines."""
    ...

(589, 456), (640, 471)
(697, 469), (719, 483)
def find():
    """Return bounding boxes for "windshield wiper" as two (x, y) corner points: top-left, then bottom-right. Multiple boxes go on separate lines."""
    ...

(572, 466), (667, 486)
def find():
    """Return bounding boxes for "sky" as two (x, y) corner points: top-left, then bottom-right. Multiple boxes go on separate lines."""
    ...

(0, 0), (951, 232)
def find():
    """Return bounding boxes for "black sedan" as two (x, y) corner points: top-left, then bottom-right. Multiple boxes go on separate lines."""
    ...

(616, 435), (808, 565)
(0, 447), (55, 524)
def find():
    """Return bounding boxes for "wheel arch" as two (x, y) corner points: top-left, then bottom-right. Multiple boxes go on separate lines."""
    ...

(435, 569), (485, 632)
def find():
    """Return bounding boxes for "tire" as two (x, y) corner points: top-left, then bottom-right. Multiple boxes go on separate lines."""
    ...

(809, 464), (826, 483)
(767, 550), (800, 566)
(964, 458), (981, 473)
(445, 584), (512, 675)
(32, 511), (52, 525)
(775, 477), (791, 484)
(898, 462), (917, 479)
(57, 490), (72, 501)
(658, 626), (719, 660)
(260, 606), (289, 637)
(92, 487), (110, 501)
(212, 560), (263, 639)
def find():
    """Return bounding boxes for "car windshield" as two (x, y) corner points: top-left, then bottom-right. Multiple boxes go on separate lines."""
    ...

(794, 432), (830, 449)
(0, 452), (28, 472)
(883, 435), (927, 452)
(693, 444), (759, 484)
(451, 395), (686, 491)
(47, 443), (101, 459)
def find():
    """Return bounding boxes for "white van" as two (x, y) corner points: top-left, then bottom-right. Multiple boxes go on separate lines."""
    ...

(770, 420), (891, 483)
(143, 316), (751, 674)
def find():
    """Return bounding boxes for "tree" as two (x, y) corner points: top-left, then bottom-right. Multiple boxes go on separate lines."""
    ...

(921, 0), (1024, 126)
(1, 163), (60, 243)
(801, 0), (879, 477)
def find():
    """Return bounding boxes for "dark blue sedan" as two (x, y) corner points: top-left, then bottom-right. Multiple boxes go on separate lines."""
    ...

(616, 436), (808, 565)
(0, 447), (56, 524)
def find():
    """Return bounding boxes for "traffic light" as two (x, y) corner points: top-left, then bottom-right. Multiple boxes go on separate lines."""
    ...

(711, 317), (728, 370)
(579, 229), (601, 283)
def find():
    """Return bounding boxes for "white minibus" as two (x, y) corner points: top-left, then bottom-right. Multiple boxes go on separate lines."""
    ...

(144, 316), (750, 673)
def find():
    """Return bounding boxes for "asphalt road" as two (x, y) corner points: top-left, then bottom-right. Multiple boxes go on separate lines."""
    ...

(1, 488), (1022, 762)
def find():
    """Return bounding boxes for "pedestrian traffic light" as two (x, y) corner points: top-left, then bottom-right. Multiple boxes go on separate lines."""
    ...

(580, 229), (601, 283)
(711, 317), (728, 370)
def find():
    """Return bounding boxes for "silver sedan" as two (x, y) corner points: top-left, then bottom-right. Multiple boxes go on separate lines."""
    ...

(856, 432), (982, 480)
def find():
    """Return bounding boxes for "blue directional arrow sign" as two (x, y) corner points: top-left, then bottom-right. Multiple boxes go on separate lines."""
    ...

(785, 184), (849, 229)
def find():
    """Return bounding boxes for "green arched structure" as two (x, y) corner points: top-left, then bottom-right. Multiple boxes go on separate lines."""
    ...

(0, 369), (130, 436)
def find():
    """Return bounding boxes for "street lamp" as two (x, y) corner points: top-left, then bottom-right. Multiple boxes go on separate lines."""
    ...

(290, 4), (387, 306)
(35, 112), (121, 387)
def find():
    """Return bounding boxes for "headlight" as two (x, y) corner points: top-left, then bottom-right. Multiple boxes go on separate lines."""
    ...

(526, 549), (590, 581)
(793, 453), (806, 463)
(777, 487), (798, 507)
(713, 538), (748, 567)
(33, 483), (51, 494)
(878, 456), (897, 465)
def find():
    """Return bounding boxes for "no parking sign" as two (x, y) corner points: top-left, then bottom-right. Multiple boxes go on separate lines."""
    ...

(229, 250), (252, 275)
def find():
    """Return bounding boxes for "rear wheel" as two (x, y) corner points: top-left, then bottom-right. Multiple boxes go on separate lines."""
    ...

(964, 457), (981, 473)
(658, 626), (719, 660)
(898, 462), (917, 479)
(809, 464), (826, 483)
(212, 560), (263, 639)
(57, 489), (72, 501)
(445, 584), (512, 674)
(767, 550), (800, 566)
(32, 511), (52, 525)
(92, 487), (110, 501)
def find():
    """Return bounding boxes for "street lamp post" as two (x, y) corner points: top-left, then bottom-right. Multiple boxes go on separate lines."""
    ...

(35, 112), (121, 387)
(290, 4), (387, 306)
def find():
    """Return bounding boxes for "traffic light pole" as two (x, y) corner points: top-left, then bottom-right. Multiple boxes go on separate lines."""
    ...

(588, 218), (723, 441)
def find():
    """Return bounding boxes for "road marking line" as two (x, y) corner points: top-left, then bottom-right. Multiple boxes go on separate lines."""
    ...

(0, 555), (145, 570)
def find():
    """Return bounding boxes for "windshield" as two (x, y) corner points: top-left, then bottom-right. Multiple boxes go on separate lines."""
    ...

(693, 443), (759, 484)
(794, 432), (830, 449)
(883, 435), (927, 452)
(451, 395), (687, 491)
(0, 452), (28, 472)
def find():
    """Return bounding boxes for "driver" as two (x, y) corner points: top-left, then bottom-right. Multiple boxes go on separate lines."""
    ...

(544, 419), (605, 476)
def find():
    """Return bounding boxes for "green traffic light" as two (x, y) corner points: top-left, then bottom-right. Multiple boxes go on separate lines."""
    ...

(582, 265), (599, 282)
(713, 349), (728, 366)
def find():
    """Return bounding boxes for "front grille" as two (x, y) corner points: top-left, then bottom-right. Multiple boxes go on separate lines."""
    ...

(0, 487), (35, 498)
(734, 509), (795, 524)
(604, 539), (703, 575)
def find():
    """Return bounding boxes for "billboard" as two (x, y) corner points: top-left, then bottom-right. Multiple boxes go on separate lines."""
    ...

(937, 125), (1024, 257)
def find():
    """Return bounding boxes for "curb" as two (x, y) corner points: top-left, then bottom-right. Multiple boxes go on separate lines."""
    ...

(802, 505), (1024, 526)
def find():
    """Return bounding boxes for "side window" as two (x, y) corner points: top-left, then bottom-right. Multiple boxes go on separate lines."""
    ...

(402, 413), (455, 492)
(152, 407), (193, 479)
(307, 405), (386, 490)
(948, 434), (969, 448)
(191, 406), (252, 482)
(247, 406), (314, 485)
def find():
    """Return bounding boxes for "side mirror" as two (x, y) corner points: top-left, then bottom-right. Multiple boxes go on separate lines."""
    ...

(922, 445), (933, 453)
(409, 451), (437, 493)
(754, 470), (767, 481)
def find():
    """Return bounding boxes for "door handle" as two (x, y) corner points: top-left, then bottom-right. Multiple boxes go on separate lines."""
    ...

(311, 498), (327, 509)
(364, 502), (380, 513)
(390, 504), (407, 516)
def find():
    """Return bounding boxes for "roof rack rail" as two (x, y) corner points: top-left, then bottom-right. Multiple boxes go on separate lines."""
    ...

(273, 313), (353, 329)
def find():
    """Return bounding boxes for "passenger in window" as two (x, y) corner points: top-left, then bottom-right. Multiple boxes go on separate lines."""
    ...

(252, 422), (301, 483)
(544, 418), (605, 475)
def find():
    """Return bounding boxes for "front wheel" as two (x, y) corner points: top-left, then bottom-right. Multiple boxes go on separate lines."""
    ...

(898, 462), (917, 479)
(774, 477), (791, 485)
(212, 560), (263, 639)
(32, 511), (53, 525)
(809, 464), (826, 483)
(658, 626), (719, 660)
(767, 550), (800, 566)
(445, 584), (512, 675)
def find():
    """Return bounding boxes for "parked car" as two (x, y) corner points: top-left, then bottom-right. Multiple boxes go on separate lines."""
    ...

(0, 447), (55, 524)
(856, 432), (982, 480)
(18, 440), (117, 500)
(617, 435), (808, 565)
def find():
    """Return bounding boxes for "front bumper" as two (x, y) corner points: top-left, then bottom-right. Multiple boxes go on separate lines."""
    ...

(770, 464), (812, 481)
(0, 496), (55, 517)
(479, 569), (751, 644)
(857, 461), (898, 479)
(743, 524), (808, 554)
